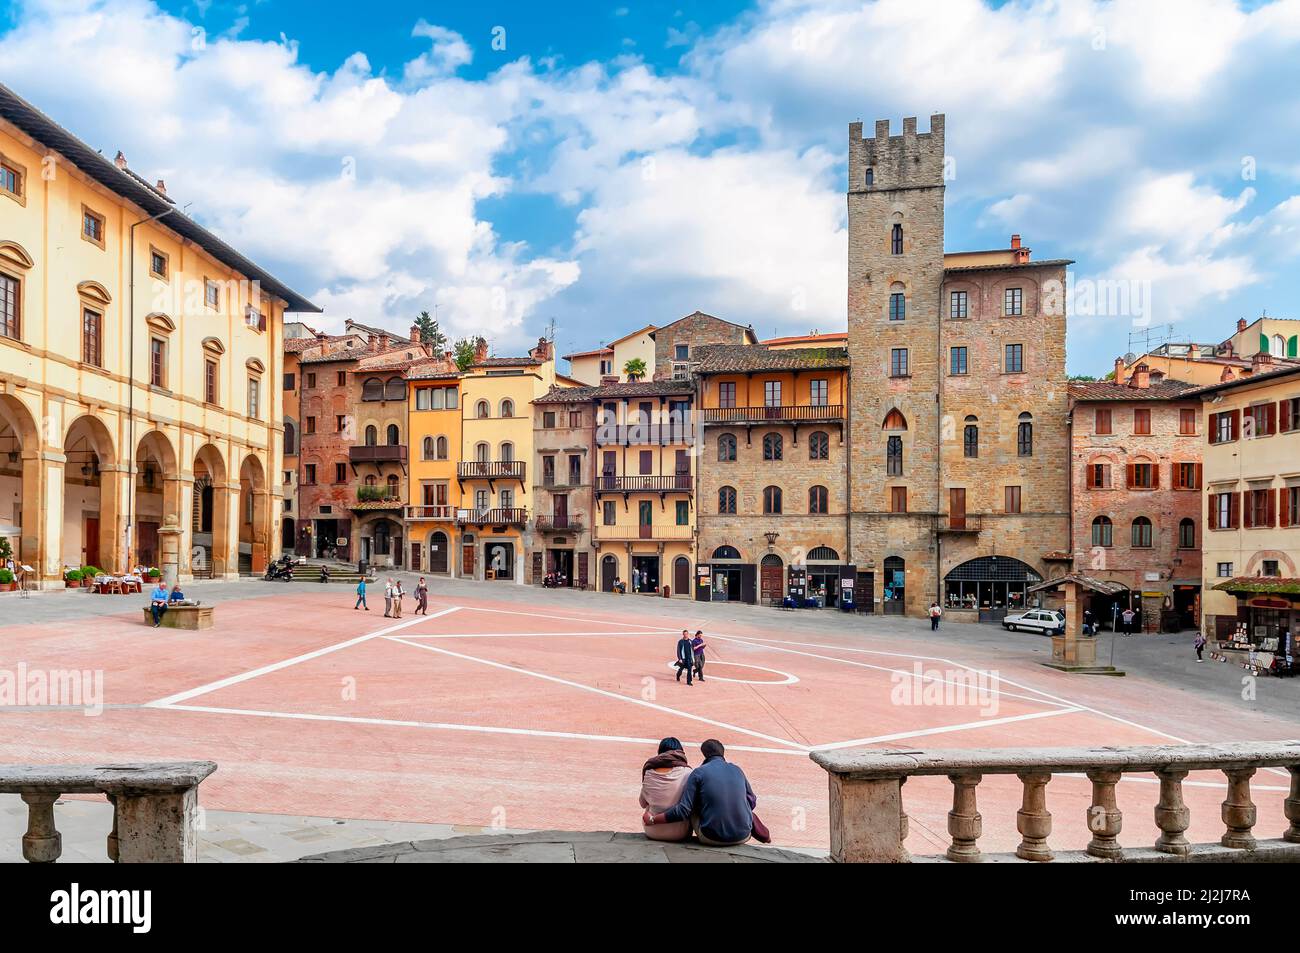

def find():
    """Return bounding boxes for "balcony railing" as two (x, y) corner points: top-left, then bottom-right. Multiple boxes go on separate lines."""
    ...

(535, 514), (585, 533)
(2, 761), (216, 862)
(540, 476), (586, 489)
(595, 475), (693, 494)
(931, 514), (984, 534)
(457, 461), (527, 481)
(404, 504), (455, 521)
(595, 423), (696, 447)
(349, 444), (408, 464)
(456, 507), (528, 526)
(356, 487), (402, 504)
(702, 404), (844, 424)
(812, 741), (1300, 863)
(594, 523), (694, 541)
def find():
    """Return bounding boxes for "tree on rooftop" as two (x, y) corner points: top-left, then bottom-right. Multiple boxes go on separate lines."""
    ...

(414, 310), (447, 352)
(623, 357), (647, 381)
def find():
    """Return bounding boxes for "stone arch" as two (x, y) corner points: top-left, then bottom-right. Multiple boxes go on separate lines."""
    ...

(133, 429), (181, 574)
(191, 442), (229, 578)
(64, 414), (119, 569)
(0, 393), (41, 574)
(238, 452), (270, 573)
(1245, 550), (1296, 578)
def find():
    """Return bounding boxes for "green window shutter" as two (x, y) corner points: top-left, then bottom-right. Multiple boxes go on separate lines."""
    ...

(1289, 335), (1298, 358)
(1260, 332), (1269, 354)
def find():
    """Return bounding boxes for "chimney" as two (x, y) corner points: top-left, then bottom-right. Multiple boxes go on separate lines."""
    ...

(1113, 356), (1126, 384)
(1237, 317), (1248, 333)
(1132, 362), (1150, 389)
(155, 179), (167, 196)
(410, 324), (421, 343)
(443, 350), (454, 364)
(530, 336), (552, 362)
(600, 375), (619, 386)
(474, 337), (489, 364)
(114, 151), (128, 170)
(1252, 352), (1273, 374)
(1010, 234), (1021, 249)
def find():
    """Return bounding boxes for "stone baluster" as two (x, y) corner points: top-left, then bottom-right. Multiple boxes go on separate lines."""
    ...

(20, 792), (62, 863)
(827, 774), (908, 863)
(1221, 766), (1257, 850)
(945, 772), (982, 862)
(1285, 767), (1300, 844)
(1153, 768), (1190, 855)
(1086, 769), (1124, 859)
(106, 792), (119, 862)
(1015, 770), (1053, 861)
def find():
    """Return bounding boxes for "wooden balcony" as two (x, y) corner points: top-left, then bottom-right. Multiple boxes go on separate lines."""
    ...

(456, 507), (528, 526)
(595, 475), (694, 494)
(349, 444), (408, 464)
(457, 460), (526, 481)
(404, 505), (455, 521)
(595, 423), (696, 446)
(702, 404), (843, 425)
(931, 514), (984, 534)
(594, 523), (694, 541)
(535, 514), (585, 533)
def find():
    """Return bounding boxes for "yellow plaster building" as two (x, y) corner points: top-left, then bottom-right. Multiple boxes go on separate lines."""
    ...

(0, 83), (318, 585)
(405, 363), (462, 576)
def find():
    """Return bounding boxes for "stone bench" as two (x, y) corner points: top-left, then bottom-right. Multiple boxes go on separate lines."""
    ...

(1, 761), (217, 862)
(142, 604), (214, 630)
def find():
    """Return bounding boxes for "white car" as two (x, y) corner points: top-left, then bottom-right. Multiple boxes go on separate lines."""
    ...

(1002, 609), (1065, 634)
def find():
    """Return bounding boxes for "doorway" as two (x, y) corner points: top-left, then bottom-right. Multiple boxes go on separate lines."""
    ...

(600, 554), (618, 592)
(632, 554), (659, 592)
(673, 556), (690, 597)
(760, 554), (783, 604)
(712, 566), (742, 601)
(429, 531), (449, 574)
(547, 547), (574, 586)
(883, 556), (906, 615)
(314, 519), (339, 559)
(485, 541), (514, 580)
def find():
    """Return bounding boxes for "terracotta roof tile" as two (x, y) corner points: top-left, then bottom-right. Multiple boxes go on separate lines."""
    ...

(1068, 379), (1199, 401)
(696, 344), (850, 373)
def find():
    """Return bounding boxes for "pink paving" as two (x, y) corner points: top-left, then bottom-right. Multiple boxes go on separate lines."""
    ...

(3, 592), (1296, 854)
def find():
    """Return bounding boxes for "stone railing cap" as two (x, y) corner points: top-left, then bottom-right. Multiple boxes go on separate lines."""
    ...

(0, 761), (217, 795)
(811, 743), (1300, 779)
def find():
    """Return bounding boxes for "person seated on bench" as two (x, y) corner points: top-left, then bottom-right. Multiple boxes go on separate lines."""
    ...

(168, 583), (187, 603)
(149, 582), (171, 627)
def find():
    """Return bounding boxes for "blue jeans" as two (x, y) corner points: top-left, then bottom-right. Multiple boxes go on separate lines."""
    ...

(355, 593), (367, 608)
(150, 603), (167, 625)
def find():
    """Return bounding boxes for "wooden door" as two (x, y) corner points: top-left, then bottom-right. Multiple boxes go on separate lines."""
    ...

(950, 488), (966, 530)
(577, 551), (589, 590)
(740, 564), (758, 604)
(462, 542), (476, 577)
(760, 556), (783, 604)
(429, 532), (449, 573)
(600, 555), (617, 592)
(673, 556), (690, 597)
(638, 500), (653, 539)
(83, 517), (100, 567)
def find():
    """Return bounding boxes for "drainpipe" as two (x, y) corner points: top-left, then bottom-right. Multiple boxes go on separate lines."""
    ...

(125, 206), (176, 571)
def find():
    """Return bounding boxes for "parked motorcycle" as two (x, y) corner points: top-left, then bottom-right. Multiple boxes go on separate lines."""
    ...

(264, 555), (294, 581)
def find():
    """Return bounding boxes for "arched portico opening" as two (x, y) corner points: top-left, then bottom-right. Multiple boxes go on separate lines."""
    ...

(0, 395), (40, 577)
(133, 430), (180, 572)
(64, 415), (119, 570)
(944, 555), (1044, 622)
(238, 453), (269, 574)
(191, 443), (228, 578)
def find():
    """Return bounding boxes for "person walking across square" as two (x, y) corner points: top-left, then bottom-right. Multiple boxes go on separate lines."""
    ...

(415, 576), (428, 615)
(355, 578), (369, 611)
(691, 630), (707, 682)
(673, 630), (694, 686)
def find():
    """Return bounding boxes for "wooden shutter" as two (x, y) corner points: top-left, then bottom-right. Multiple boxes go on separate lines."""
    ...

(1265, 403), (1277, 435)
(1194, 463), (1202, 490)
(1230, 492), (1240, 529)
(1150, 463), (1160, 490)
(1230, 409), (1240, 440)
(1085, 465), (1096, 489)
(1267, 488), (1277, 527)
(1126, 463), (1136, 488)
(1282, 489), (1292, 528)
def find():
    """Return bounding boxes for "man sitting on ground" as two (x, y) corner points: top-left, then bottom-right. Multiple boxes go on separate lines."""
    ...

(643, 739), (764, 846)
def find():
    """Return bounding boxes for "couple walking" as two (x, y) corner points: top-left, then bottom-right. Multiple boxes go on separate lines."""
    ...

(353, 576), (430, 616)
(674, 629), (707, 685)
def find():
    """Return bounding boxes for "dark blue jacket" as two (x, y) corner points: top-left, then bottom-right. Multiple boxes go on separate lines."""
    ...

(663, 756), (755, 843)
(676, 638), (695, 664)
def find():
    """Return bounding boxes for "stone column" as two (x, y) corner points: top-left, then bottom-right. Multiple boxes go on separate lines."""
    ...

(220, 480), (240, 579)
(157, 514), (184, 588)
(97, 464), (125, 571)
(38, 454), (66, 588)
(827, 774), (909, 863)
(115, 788), (200, 863)
(1063, 581), (1079, 664)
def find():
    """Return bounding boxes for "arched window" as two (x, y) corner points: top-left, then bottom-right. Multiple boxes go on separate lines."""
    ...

(476, 400), (490, 419)
(963, 416), (978, 458)
(809, 431), (829, 460)
(763, 485), (782, 514)
(1131, 516), (1153, 548)
(500, 441), (514, 462)
(886, 435), (903, 476)
(364, 425), (377, 446)
(712, 545), (741, 560)
(718, 433), (737, 462)
(436, 435), (448, 460)
(283, 421), (296, 456)
(475, 441), (490, 463)
(1091, 515), (1112, 547)
(891, 223), (903, 255)
(809, 485), (828, 514)
(808, 546), (840, 561)
(384, 378), (406, 401)
(718, 486), (737, 514)
(362, 377), (383, 401)
(883, 408), (907, 430)
(386, 473), (399, 493)
(1178, 518), (1195, 549)
(865, 167), (874, 187)
(762, 432), (782, 461)
(364, 474), (377, 486)
(386, 424), (400, 445)
(500, 398), (514, 418)
(1017, 413), (1033, 456)
(422, 436), (434, 460)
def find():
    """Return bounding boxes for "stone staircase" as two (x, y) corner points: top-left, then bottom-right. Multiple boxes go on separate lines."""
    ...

(253, 559), (374, 585)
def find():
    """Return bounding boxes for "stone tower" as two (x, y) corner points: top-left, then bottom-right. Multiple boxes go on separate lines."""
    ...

(847, 116), (947, 613)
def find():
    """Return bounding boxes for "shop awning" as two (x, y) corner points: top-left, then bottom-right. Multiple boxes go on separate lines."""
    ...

(1212, 577), (1300, 596)
(1027, 573), (1128, 596)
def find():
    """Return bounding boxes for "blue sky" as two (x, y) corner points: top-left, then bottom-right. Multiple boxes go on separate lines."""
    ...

(2, 0), (1299, 374)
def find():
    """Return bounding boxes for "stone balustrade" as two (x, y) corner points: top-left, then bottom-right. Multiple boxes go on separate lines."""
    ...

(811, 742), (1300, 863)
(1, 762), (216, 862)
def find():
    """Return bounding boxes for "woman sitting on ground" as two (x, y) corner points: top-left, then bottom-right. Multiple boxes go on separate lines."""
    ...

(639, 738), (692, 842)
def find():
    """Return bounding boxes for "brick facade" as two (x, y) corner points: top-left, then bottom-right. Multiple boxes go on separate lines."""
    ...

(652, 311), (757, 380)
(530, 393), (596, 588)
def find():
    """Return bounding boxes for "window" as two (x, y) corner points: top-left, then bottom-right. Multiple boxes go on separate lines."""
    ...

(205, 359), (218, 404)
(204, 279), (220, 310)
(1179, 408), (1197, 435)
(639, 450), (652, 474)
(1017, 414), (1033, 456)
(1128, 461), (1156, 489)
(1217, 562), (1233, 577)
(1245, 403), (1276, 438)
(543, 411), (556, 429)
(1211, 410), (1238, 443)
(437, 436), (448, 460)
(82, 307), (102, 366)
(283, 372), (295, 391)
(306, 372), (316, 389)
(950, 290), (968, 319)
(1174, 462), (1201, 490)
(603, 501), (616, 525)
(865, 167), (874, 186)
(891, 223), (903, 255)
(1263, 559), (1280, 577)
(1280, 398), (1300, 432)
(718, 381), (736, 408)
(1091, 516), (1112, 547)
(762, 485), (782, 514)
(337, 371), (347, 386)
(809, 431), (829, 460)
(334, 463), (346, 484)
(245, 306), (266, 332)
(476, 400), (490, 419)
(718, 486), (736, 514)
(500, 442), (515, 463)
(149, 337), (166, 387)
(762, 432), (782, 461)
(304, 463), (317, 485)
(809, 485), (828, 514)
(1004, 287), (1022, 316)
(1210, 492), (1238, 530)
(889, 486), (907, 513)
(1244, 488), (1274, 528)
(423, 436), (435, 460)
(0, 272), (18, 340)
(950, 347), (968, 376)
(1005, 344), (1024, 373)
(1285, 486), (1300, 528)
(386, 424), (400, 445)
(675, 344), (689, 361)
(963, 420), (978, 458)
(1133, 408), (1151, 435)
(1095, 408), (1112, 435)
(599, 359), (612, 375)
(889, 292), (906, 321)
(362, 378), (384, 401)
(1178, 519), (1196, 549)
(890, 348), (909, 377)
(1004, 486), (1022, 514)
(1131, 517), (1153, 548)
(675, 500), (689, 525)
(887, 435), (903, 475)
(305, 416), (316, 435)
(500, 399), (515, 418)
(82, 206), (105, 247)
(568, 454), (581, 484)
(1086, 462), (1112, 489)
(149, 247), (168, 279)
(0, 158), (23, 200)
(764, 380), (782, 407)
(569, 410), (581, 428)
(718, 434), (737, 462)
(247, 377), (261, 418)
(810, 379), (828, 406)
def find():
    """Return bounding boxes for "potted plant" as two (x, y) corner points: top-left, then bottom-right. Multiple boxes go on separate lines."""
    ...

(64, 568), (83, 588)
(147, 568), (162, 581)
(0, 568), (15, 593)
(81, 565), (101, 588)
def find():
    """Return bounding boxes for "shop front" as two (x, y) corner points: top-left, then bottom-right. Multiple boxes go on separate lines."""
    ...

(1209, 579), (1300, 676)
(695, 547), (754, 602)
(943, 555), (1043, 623)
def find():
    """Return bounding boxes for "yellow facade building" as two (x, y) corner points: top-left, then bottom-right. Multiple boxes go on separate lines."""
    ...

(0, 83), (317, 586)
(405, 363), (462, 576)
